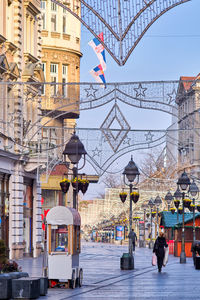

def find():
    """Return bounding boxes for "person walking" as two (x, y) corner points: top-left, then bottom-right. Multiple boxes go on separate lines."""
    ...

(128, 228), (137, 252)
(153, 231), (168, 272)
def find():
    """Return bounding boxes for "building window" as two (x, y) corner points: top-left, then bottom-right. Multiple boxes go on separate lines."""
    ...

(41, 63), (46, 95)
(41, 1), (46, 30)
(62, 65), (68, 97)
(51, 14), (57, 32)
(50, 63), (58, 96)
(63, 15), (66, 33)
(51, 1), (57, 11)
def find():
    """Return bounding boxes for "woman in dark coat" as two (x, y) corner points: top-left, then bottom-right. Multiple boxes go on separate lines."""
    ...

(153, 232), (168, 272)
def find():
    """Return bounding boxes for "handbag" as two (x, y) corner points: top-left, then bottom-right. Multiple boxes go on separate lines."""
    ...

(152, 253), (157, 266)
(163, 247), (169, 266)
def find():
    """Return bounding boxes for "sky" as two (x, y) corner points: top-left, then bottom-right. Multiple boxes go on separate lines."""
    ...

(76, 0), (200, 199)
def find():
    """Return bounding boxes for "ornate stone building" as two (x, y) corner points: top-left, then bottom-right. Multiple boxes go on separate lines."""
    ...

(176, 75), (200, 178)
(40, 0), (82, 209)
(0, 0), (43, 259)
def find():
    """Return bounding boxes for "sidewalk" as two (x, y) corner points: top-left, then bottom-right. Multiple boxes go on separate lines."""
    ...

(16, 242), (200, 299)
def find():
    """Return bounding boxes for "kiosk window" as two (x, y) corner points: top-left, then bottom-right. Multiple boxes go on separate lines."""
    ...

(51, 225), (68, 252)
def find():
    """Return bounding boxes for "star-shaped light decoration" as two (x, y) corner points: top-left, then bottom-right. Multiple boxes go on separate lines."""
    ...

(145, 131), (154, 142)
(85, 85), (98, 98)
(92, 147), (101, 158)
(123, 137), (131, 146)
(167, 88), (177, 104)
(134, 83), (147, 98)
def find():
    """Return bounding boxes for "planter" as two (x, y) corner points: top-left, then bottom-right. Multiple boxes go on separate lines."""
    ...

(183, 200), (191, 208)
(174, 200), (180, 209)
(72, 181), (82, 192)
(130, 193), (139, 203)
(189, 205), (195, 212)
(120, 194), (127, 203)
(170, 208), (176, 215)
(197, 206), (200, 212)
(151, 212), (156, 218)
(178, 208), (183, 215)
(80, 182), (89, 194)
(60, 181), (70, 193)
(146, 213), (150, 218)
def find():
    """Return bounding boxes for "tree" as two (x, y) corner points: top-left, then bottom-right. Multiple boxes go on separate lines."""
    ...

(95, 173), (121, 198)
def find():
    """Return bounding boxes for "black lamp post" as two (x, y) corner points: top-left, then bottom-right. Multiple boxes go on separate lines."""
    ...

(173, 187), (182, 223)
(63, 131), (87, 209)
(154, 196), (162, 237)
(120, 156), (140, 270)
(177, 170), (191, 264)
(189, 180), (199, 242)
(148, 198), (154, 249)
(141, 203), (148, 248)
(165, 191), (173, 211)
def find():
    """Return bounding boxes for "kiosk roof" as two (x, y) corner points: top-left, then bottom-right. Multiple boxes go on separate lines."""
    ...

(46, 206), (81, 226)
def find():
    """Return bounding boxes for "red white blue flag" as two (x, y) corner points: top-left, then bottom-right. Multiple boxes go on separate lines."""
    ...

(88, 33), (106, 71)
(90, 64), (106, 87)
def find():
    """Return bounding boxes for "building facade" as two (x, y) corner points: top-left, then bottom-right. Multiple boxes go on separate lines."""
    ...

(0, 0), (43, 259)
(40, 0), (82, 209)
(176, 75), (200, 178)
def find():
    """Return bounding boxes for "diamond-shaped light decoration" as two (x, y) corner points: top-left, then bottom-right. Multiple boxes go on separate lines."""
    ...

(100, 103), (130, 152)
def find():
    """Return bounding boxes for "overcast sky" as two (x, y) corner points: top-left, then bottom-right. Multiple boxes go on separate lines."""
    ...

(77, 0), (200, 199)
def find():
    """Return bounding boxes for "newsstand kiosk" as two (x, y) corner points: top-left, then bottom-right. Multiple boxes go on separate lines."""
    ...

(46, 206), (83, 288)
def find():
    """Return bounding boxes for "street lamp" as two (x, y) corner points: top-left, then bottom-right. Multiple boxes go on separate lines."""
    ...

(120, 156), (140, 270)
(63, 131), (87, 209)
(148, 198), (154, 249)
(141, 203), (148, 248)
(165, 191), (173, 211)
(154, 196), (162, 237)
(189, 180), (199, 242)
(177, 170), (191, 264)
(173, 187), (182, 223)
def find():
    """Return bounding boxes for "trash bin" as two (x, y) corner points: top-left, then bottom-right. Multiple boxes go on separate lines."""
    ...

(120, 253), (134, 270)
(195, 257), (200, 270)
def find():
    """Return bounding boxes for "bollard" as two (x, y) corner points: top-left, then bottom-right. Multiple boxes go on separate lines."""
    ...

(12, 277), (40, 299)
(0, 274), (12, 299)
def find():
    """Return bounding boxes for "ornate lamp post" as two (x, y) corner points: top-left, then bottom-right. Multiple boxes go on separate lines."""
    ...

(63, 131), (87, 209)
(141, 203), (148, 248)
(189, 180), (199, 242)
(148, 198), (154, 249)
(173, 187), (182, 223)
(154, 196), (162, 237)
(120, 156), (140, 270)
(177, 171), (191, 264)
(165, 191), (173, 211)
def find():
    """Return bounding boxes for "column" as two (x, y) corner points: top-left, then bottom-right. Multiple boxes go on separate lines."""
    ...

(9, 163), (24, 259)
(32, 179), (42, 258)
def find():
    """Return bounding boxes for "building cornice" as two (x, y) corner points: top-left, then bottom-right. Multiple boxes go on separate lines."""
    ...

(24, 0), (40, 16)
(0, 149), (20, 161)
(42, 45), (82, 58)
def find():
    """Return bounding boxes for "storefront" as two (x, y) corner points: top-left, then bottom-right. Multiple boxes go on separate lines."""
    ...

(23, 179), (34, 256)
(0, 174), (10, 254)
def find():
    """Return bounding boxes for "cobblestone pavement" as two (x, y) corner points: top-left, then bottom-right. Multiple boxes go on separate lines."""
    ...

(16, 242), (200, 299)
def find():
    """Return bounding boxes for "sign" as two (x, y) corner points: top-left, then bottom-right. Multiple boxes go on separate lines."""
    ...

(115, 226), (124, 240)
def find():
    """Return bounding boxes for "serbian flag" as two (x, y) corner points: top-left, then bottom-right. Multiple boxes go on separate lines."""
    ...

(90, 64), (106, 88)
(88, 33), (106, 71)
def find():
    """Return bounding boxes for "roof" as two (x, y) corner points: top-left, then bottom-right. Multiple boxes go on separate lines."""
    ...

(46, 206), (81, 226)
(176, 212), (200, 227)
(160, 211), (200, 228)
(180, 76), (195, 92)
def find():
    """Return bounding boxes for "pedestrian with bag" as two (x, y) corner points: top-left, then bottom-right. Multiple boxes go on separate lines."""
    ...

(128, 228), (137, 252)
(153, 231), (168, 272)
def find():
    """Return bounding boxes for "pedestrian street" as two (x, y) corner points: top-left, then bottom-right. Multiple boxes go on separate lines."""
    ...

(16, 241), (200, 299)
